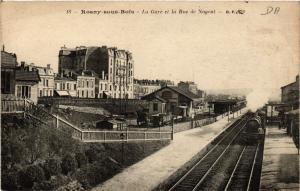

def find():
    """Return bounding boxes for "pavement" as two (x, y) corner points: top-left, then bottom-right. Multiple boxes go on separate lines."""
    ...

(260, 125), (299, 191)
(92, 109), (248, 191)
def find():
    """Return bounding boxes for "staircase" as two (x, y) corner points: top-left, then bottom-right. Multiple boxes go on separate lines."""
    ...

(1, 98), (173, 143)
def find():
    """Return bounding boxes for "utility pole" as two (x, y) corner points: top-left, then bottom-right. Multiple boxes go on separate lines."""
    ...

(171, 116), (174, 140)
(228, 105), (230, 122)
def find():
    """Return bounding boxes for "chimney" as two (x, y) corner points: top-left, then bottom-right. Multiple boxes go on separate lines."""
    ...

(2, 45), (4, 51)
(21, 61), (25, 68)
(47, 64), (51, 69)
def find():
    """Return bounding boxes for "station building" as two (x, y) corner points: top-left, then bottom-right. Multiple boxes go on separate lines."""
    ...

(142, 86), (203, 118)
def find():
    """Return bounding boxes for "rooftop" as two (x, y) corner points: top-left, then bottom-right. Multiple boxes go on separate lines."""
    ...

(15, 70), (40, 82)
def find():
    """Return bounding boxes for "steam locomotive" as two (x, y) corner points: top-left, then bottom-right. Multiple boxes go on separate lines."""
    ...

(241, 110), (266, 144)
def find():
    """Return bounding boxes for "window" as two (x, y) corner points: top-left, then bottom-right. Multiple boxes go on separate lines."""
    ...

(40, 90), (43, 97)
(105, 84), (107, 90)
(91, 90), (93, 97)
(100, 83), (103, 90)
(46, 79), (49, 87)
(110, 85), (112, 91)
(50, 90), (52, 96)
(55, 83), (57, 89)
(110, 68), (112, 74)
(67, 83), (70, 90)
(153, 103), (158, 111)
(1, 71), (11, 93)
(82, 90), (84, 97)
(87, 81), (89, 88)
(62, 83), (65, 90)
(17, 86), (31, 98)
(91, 81), (94, 88)
(74, 84), (76, 90)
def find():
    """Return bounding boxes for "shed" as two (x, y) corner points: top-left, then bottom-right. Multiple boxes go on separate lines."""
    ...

(96, 119), (126, 130)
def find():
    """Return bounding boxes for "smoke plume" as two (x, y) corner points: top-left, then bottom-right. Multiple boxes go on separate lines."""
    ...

(246, 89), (270, 112)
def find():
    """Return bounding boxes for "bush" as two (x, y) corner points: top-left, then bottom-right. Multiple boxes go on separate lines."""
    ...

(61, 153), (77, 175)
(43, 158), (62, 179)
(1, 170), (19, 190)
(85, 144), (106, 163)
(32, 180), (54, 191)
(75, 152), (88, 168)
(74, 167), (90, 189)
(18, 165), (45, 189)
(74, 159), (121, 189)
(32, 174), (70, 191)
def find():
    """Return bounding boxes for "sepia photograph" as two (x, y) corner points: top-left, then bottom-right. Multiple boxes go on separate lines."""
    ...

(0, 1), (299, 191)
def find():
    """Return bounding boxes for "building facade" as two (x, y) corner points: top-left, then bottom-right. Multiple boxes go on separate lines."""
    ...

(133, 79), (175, 99)
(15, 63), (40, 103)
(58, 46), (134, 99)
(97, 78), (109, 98)
(1, 47), (17, 94)
(54, 76), (77, 97)
(178, 81), (198, 95)
(76, 70), (96, 98)
(142, 86), (203, 118)
(281, 75), (299, 110)
(33, 64), (55, 97)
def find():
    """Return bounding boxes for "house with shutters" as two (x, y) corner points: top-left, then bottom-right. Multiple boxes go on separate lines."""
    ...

(15, 63), (40, 103)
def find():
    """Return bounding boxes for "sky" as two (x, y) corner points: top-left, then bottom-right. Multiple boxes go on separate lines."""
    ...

(1, 2), (299, 92)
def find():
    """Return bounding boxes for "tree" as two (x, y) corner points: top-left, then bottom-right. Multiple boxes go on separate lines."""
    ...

(18, 165), (45, 189)
(75, 152), (88, 168)
(61, 153), (77, 175)
(84, 144), (106, 163)
(1, 169), (20, 190)
(43, 158), (62, 179)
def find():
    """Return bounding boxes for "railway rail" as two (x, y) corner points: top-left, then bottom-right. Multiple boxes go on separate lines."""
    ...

(168, 113), (264, 191)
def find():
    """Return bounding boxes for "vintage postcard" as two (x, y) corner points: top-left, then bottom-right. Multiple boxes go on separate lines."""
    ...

(1, 1), (299, 191)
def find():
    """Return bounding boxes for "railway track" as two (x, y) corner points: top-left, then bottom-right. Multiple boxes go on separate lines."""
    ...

(169, 115), (250, 191)
(168, 114), (264, 191)
(224, 144), (260, 191)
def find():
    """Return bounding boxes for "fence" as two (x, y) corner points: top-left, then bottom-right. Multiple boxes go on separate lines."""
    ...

(2, 98), (172, 143)
(38, 97), (148, 107)
(1, 98), (26, 114)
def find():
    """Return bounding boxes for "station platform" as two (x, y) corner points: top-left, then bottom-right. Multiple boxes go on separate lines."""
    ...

(260, 125), (299, 190)
(92, 109), (248, 191)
